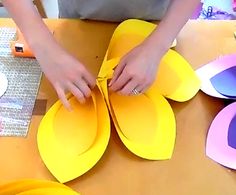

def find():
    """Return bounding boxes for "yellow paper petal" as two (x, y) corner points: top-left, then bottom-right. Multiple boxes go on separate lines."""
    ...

(37, 87), (110, 183)
(17, 187), (78, 195)
(0, 179), (79, 195)
(109, 92), (176, 159)
(97, 19), (199, 159)
(98, 59), (175, 159)
(152, 49), (201, 101)
(110, 93), (157, 145)
(106, 19), (176, 60)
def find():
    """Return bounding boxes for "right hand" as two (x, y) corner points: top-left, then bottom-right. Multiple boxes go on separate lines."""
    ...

(35, 43), (96, 110)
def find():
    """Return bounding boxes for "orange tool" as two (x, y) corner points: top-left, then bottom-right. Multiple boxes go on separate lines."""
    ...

(11, 28), (35, 58)
(11, 28), (54, 58)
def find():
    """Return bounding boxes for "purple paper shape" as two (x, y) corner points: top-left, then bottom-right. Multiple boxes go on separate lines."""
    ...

(206, 102), (236, 169)
(228, 114), (236, 149)
(210, 66), (236, 98)
(196, 54), (236, 99)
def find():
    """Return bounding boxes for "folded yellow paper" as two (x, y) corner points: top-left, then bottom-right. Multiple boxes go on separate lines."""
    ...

(37, 87), (110, 183)
(97, 19), (200, 159)
(97, 58), (175, 159)
(37, 19), (200, 182)
(0, 179), (80, 195)
(152, 49), (200, 101)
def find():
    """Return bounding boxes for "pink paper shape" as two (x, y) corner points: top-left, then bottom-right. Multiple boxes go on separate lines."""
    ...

(196, 54), (236, 99)
(206, 102), (236, 169)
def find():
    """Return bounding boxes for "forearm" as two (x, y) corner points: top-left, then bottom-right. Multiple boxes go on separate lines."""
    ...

(2, 0), (56, 52)
(145, 0), (200, 58)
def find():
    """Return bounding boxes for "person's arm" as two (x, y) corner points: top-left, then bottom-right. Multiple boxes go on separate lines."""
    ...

(2, 0), (95, 109)
(145, 0), (200, 57)
(109, 0), (200, 95)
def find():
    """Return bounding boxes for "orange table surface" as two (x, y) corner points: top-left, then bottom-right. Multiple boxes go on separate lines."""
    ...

(1, 18), (236, 195)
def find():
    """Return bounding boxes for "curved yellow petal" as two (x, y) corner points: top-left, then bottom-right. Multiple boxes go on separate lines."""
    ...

(37, 87), (110, 183)
(97, 19), (199, 159)
(0, 179), (79, 195)
(17, 187), (79, 195)
(98, 59), (175, 159)
(99, 19), (200, 102)
(152, 49), (200, 101)
(110, 91), (176, 159)
(106, 19), (176, 60)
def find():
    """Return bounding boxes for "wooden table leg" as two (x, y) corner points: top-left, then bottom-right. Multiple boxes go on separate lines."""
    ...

(33, 0), (47, 18)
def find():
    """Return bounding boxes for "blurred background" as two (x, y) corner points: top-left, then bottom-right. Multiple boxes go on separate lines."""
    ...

(0, 0), (59, 18)
(0, 0), (234, 19)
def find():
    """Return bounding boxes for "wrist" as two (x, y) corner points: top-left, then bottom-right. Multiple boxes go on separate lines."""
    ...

(28, 31), (55, 52)
(145, 34), (170, 52)
(142, 37), (168, 64)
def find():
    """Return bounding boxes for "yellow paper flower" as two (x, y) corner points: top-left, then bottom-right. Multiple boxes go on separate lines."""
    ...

(37, 19), (201, 183)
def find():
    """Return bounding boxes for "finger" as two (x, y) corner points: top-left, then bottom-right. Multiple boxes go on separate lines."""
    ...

(140, 77), (156, 93)
(67, 83), (86, 104)
(74, 79), (92, 98)
(56, 86), (72, 111)
(109, 70), (131, 92)
(82, 70), (96, 89)
(109, 59), (126, 86)
(118, 79), (138, 96)
(129, 85), (142, 96)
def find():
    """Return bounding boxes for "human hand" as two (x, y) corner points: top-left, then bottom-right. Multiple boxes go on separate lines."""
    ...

(36, 44), (96, 110)
(109, 42), (161, 95)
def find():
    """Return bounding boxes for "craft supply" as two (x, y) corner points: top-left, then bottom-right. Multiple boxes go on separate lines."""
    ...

(0, 27), (42, 136)
(0, 72), (8, 97)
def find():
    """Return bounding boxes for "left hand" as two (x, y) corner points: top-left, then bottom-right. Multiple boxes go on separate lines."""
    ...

(109, 42), (161, 95)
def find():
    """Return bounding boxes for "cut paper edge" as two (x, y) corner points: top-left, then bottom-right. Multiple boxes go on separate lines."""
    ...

(0, 72), (8, 98)
(37, 87), (110, 183)
(196, 54), (236, 99)
(206, 102), (236, 169)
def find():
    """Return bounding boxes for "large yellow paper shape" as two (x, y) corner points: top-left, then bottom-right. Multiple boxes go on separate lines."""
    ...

(0, 179), (80, 195)
(106, 19), (176, 60)
(111, 93), (176, 159)
(17, 188), (78, 195)
(98, 58), (175, 159)
(97, 19), (199, 159)
(37, 19), (200, 180)
(104, 19), (200, 102)
(37, 87), (110, 183)
(152, 49), (201, 101)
